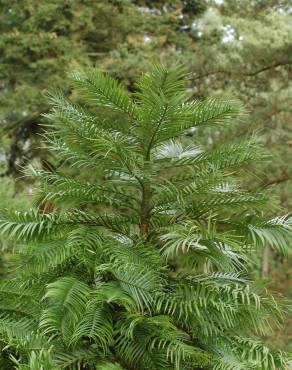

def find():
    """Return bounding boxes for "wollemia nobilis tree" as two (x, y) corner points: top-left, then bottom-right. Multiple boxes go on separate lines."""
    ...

(0, 65), (291, 370)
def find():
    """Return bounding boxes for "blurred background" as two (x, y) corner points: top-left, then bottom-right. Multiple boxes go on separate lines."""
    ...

(0, 0), (291, 349)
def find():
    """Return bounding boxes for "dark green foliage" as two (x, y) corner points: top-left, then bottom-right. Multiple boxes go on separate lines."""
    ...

(0, 65), (291, 369)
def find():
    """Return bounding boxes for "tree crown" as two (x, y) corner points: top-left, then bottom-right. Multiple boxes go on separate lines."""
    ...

(0, 64), (291, 370)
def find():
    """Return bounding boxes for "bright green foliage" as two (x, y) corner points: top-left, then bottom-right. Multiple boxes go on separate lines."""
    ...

(0, 65), (291, 369)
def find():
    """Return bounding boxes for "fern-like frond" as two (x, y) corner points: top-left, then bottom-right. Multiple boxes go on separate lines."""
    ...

(53, 347), (101, 369)
(159, 228), (245, 271)
(167, 137), (261, 170)
(46, 92), (124, 132)
(186, 192), (268, 217)
(0, 210), (65, 242)
(213, 336), (290, 370)
(116, 314), (212, 369)
(71, 69), (138, 120)
(147, 98), (246, 146)
(43, 277), (90, 321)
(0, 280), (41, 316)
(71, 301), (113, 352)
(0, 316), (35, 341)
(155, 277), (283, 338)
(134, 64), (189, 156)
(0, 209), (138, 242)
(27, 166), (139, 209)
(102, 263), (165, 313)
(243, 215), (291, 255)
(11, 349), (55, 370)
(40, 277), (92, 344)
(184, 98), (246, 128)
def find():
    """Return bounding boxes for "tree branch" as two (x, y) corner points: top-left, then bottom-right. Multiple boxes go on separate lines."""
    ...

(192, 60), (292, 81)
(244, 60), (292, 77)
(261, 176), (292, 188)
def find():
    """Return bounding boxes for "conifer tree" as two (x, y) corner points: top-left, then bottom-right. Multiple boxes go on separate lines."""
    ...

(0, 64), (291, 369)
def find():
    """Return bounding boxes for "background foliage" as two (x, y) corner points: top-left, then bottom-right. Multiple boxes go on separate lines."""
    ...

(0, 0), (291, 351)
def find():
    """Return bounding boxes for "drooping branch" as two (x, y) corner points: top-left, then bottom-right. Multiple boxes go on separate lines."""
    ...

(260, 175), (292, 188)
(244, 60), (292, 77)
(192, 60), (292, 81)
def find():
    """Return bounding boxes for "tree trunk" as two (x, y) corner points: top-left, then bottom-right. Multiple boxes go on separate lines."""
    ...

(261, 245), (271, 278)
(140, 181), (151, 237)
